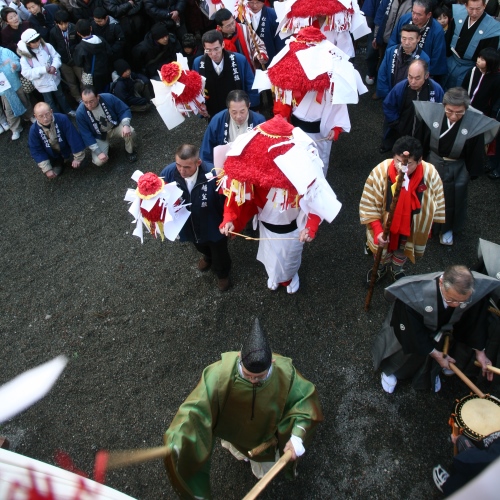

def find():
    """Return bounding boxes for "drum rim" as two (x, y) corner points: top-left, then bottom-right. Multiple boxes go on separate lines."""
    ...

(453, 394), (500, 441)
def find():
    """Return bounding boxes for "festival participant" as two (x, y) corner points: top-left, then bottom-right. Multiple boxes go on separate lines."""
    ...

(444, 0), (500, 89)
(219, 114), (342, 294)
(359, 136), (445, 283)
(414, 87), (499, 246)
(199, 90), (265, 163)
(381, 59), (444, 153)
(387, 0), (448, 80)
(193, 30), (258, 118)
(266, 26), (366, 175)
(244, 0), (284, 64)
(160, 144), (232, 292)
(372, 265), (500, 393)
(275, 0), (369, 58)
(213, 8), (268, 71)
(163, 318), (323, 498)
(76, 87), (138, 165)
(29, 102), (86, 178)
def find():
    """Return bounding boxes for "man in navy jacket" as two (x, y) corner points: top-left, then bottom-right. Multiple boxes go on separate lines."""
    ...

(29, 102), (86, 179)
(76, 88), (137, 165)
(160, 144), (232, 291)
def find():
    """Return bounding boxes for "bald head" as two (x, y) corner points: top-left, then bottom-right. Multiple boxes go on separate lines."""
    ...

(34, 102), (53, 126)
(407, 59), (429, 91)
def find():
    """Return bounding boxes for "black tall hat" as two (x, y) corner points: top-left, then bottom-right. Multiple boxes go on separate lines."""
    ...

(241, 318), (272, 373)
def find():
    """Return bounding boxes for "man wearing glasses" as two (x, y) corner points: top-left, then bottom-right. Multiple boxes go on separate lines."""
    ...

(163, 318), (323, 498)
(372, 265), (500, 393)
(414, 87), (499, 246)
(193, 30), (259, 119)
(29, 102), (86, 178)
(445, 0), (500, 89)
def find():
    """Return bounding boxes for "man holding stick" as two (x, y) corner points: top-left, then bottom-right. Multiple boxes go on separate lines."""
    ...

(372, 265), (500, 393)
(163, 318), (323, 499)
(359, 136), (445, 283)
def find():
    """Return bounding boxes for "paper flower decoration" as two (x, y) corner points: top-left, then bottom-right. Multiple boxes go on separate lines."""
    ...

(124, 170), (191, 243)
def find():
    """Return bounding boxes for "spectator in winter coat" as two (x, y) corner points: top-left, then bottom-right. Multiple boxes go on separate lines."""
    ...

(50, 10), (82, 104)
(112, 59), (151, 112)
(73, 19), (113, 94)
(131, 22), (181, 79)
(103, 0), (147, 49)
(1, 7), (30, 53)
(144, 0), (186, 37)
(180, 32), (203, 69)
(17, 28), (74, 115)
(68, 0), (104, 21)
(0, 45), (33, 141)
(29, 102), (86, 178)
(23, 0), (60, 40)
(91, 7), (126, 62)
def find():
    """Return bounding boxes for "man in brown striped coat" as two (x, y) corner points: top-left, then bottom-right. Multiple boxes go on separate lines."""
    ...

(359, 135), (445, 283)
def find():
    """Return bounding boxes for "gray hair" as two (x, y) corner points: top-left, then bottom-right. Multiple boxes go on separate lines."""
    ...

(413, 0), (432, 14)
(443, 87), (471, 109)
(442, 265), (475, 295)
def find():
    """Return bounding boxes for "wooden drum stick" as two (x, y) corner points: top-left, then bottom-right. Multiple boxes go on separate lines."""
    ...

(474, 361), (500, 376)
(104, 446), (170, 470)
(447, 363), (486, 398)
(242, 450), (293, 500)
(248, 437), (278, 458)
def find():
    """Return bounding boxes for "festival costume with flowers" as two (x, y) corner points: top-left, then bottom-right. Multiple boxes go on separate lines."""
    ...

(218, 114), (341, 292)
(263, 26), (367, 174)
(274, 0), (370, 57)
(359, 158), (445, 266)
(151, 57), (207, 130)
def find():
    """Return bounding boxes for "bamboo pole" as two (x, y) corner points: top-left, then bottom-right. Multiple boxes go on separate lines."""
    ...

(365, 152), (410, 310)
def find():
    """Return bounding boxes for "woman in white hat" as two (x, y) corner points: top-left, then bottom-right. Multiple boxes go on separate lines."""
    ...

(17, 28), (75, 116)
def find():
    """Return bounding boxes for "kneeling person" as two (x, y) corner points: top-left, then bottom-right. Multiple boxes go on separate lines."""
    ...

(76, 87), (137, 166)
(29, 102), (86, 179)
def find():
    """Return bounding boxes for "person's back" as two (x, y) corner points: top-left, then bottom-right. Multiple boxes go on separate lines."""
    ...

(74, 19), (112, 92)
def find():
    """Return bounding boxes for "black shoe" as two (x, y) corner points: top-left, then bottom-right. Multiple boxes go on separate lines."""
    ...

(366, 265), (387, 285)
(391, 267), (406, 281)
(488, 171), (500, 180)
(126, 151), (138, 163)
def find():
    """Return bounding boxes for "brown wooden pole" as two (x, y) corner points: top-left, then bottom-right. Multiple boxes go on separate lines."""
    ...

(447, 364), (486, 398)
(242, 450), (293, 500)
(248, 437), (278, 458)
(104, 446), (170, 470)
(237, 1), (267, 70)
(365, 151), (410, 310)
(474, 361), (500, 376)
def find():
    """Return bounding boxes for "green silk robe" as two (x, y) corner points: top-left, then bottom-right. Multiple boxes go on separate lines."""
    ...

(163, 352), (323, 499)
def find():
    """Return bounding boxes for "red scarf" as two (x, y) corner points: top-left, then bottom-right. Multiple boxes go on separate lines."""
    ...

(220, 23), (254, 71)
(387, 161), (423, 252)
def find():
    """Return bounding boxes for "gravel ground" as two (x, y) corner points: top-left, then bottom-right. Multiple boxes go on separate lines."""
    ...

(1, 53), (499, 500)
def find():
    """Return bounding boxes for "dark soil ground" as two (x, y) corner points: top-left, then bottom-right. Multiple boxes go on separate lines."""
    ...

(1, 51), (499, 500)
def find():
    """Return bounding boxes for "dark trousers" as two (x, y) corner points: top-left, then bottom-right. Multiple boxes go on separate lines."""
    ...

(194, 238), (231, 279)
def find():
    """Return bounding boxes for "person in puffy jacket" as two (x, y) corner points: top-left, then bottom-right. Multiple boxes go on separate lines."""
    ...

(17, 28), (74, 115)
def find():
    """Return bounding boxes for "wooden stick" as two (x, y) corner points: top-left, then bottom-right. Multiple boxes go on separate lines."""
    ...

(443, 335), (450, 356)
(474, 361), (500, 376)
(229, 231), (296, 241)
(237, 1), (267, 70)
(447, 363), (486, 398)
(248, 437), (278, 458)
(488, 306), (500, 318)
(105, 446), (170, 470)
(365, 151), (409, 311)
(242, 450), (293, 500)
(451, 423), (460, 456)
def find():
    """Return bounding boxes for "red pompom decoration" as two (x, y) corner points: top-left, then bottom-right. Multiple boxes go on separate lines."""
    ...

(223, 115), (298, 193)
(288, 0), (353, 18)
(268, 34), (330, 94)
(295, 26), (327, 44)
(160, 62), (182, 85)
(173, 70), (203, 105)
(137, 172), (163, 197)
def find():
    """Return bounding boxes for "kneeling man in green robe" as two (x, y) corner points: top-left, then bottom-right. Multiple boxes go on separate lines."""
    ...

(163, 318), (323, 499)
